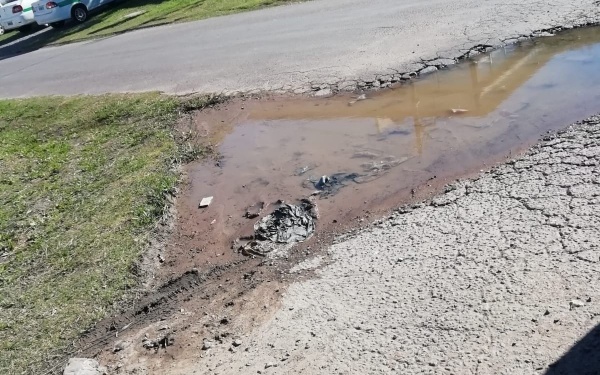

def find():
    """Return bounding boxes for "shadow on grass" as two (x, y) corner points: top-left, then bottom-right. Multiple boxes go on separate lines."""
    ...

(546, 323), (600, 375)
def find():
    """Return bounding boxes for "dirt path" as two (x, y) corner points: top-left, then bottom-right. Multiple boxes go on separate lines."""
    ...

(161, 115), (600, 374)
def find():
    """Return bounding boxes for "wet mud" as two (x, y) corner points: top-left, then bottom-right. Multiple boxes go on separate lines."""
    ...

(167, 26), (600, 277)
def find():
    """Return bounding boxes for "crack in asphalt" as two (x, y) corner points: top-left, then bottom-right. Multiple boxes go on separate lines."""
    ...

(302, 22), (600, 97)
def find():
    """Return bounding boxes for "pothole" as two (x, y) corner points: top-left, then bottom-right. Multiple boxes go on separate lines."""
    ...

(177, 26), (600, 267)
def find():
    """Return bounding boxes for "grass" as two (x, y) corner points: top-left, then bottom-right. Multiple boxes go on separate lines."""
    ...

(0, 0), (295, 49)
(0, 93), (215, 374)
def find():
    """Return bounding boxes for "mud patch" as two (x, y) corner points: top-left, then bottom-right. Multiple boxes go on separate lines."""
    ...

(168, 26), (600, 273)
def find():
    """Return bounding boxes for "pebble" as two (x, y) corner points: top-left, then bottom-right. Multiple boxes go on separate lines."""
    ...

(570, 300), (585, 310)
(202, 340), (215, 350)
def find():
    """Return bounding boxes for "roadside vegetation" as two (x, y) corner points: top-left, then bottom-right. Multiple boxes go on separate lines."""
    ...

(0, 93), (214, 374)
(0, 0), (293, 48)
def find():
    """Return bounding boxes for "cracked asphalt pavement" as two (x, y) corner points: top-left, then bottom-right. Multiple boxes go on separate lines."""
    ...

(191, 115), (600, 374)
(0, 0), (599, 98)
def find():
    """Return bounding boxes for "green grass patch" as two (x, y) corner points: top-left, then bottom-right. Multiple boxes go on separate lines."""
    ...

(0, 93), (213, 374)
(0, 0), (295, 49)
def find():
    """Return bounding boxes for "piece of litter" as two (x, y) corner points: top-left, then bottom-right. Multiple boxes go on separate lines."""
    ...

(211, 219), (216, 225)
(199, 196), (213, 208)
(450, 108), (469, 114)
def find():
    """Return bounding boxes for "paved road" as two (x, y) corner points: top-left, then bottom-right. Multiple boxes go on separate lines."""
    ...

(0, 0), (598, 98)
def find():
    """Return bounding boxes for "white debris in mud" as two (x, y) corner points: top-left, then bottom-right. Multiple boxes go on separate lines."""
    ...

(199, 196), (214, 208)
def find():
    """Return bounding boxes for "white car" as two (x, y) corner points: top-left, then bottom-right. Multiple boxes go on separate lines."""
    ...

(0, 0), (36, 32)
(32, 0), (116, 27)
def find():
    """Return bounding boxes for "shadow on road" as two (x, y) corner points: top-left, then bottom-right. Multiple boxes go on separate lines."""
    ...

(0, 17), (105, 61)
(546, 323), (600, 375)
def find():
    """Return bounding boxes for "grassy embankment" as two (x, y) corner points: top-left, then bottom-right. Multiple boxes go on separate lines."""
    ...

(0, 93), (214, 374)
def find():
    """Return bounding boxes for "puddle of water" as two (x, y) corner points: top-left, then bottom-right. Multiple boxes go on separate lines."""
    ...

(179, 27), (600, 263)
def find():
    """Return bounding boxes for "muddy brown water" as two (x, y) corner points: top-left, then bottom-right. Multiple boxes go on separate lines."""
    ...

(166, 27), (600, 276)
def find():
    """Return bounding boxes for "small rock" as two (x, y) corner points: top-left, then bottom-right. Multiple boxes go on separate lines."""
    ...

(570, 300), (585, 310)
(314, 88), (332, 97)
(113, 341), (127, 353)
(202, 340), (215, 350)
(199, 196), (214, 208)
(419, 66), (438, 75)
(265, 362), (275, 369)
(233, 339), (243, 347)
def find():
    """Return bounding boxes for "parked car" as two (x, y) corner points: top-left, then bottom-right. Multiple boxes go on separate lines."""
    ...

(31, 0), (116, 27)
(0, 0), (36, 32)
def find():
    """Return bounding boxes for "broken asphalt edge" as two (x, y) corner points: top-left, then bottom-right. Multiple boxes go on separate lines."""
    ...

(193, 20), (600, 100)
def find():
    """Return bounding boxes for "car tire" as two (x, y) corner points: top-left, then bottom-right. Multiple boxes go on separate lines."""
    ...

(71, 4), (88, 23)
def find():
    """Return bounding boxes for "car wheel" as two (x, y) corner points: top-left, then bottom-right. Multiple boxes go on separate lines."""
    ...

(50, 20), (66, 28)
(71, 4), (88, 23)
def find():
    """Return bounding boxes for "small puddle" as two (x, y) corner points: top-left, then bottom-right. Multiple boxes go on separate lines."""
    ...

(176, 27), (600, 263)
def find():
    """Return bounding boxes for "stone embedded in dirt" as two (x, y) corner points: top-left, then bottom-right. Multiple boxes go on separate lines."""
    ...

(244, 202), (265, 219)
(63, 358), (106, 375)
(202, 339), (215, 350)
(233, 338), (243, 347)
(199, 196), (214, 208)
(113, 341), (128, 353)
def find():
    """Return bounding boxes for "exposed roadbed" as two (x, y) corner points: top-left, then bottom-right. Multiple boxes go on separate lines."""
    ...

(1, 0), (599, 97)
(185, 115), (600, 374)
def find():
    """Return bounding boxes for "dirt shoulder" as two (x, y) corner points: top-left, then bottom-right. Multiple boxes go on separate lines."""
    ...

(114, 114), (600, 374)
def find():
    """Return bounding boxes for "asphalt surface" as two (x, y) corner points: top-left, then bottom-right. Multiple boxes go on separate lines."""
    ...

(0, 0), (599, 98)
(185, 115), (600, 375)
